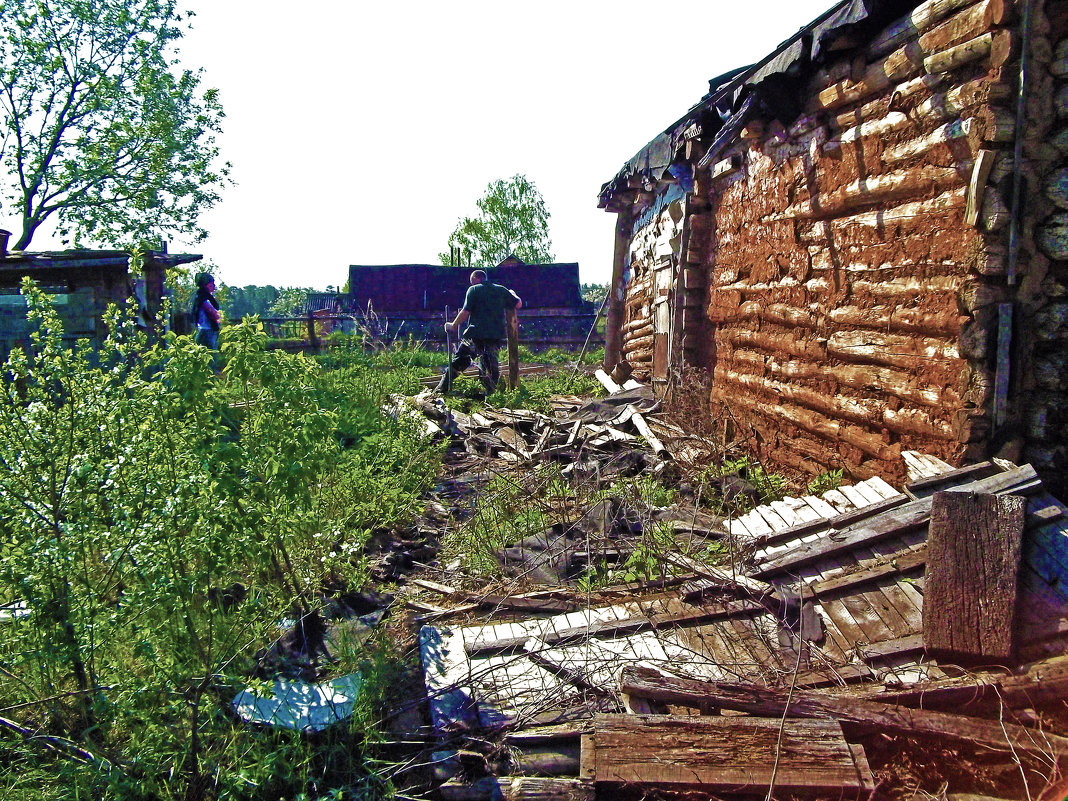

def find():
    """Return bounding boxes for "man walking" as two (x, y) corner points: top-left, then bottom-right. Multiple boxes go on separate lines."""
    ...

(437, 270), (522, 394)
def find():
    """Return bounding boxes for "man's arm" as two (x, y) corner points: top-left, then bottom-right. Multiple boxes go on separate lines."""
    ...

(509, 289), (522, 310)
(445, 308), (470, 335)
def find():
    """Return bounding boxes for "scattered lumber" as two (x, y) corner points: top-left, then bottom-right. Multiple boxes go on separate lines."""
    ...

(618, 667), (1068, 757)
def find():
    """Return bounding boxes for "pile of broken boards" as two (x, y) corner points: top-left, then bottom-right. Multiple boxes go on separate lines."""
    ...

(400, 396), (1068, 801)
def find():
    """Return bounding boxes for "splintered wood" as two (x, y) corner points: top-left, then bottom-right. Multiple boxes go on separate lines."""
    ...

(587, 714), (873, 795)
(924, 490), (1026, 662)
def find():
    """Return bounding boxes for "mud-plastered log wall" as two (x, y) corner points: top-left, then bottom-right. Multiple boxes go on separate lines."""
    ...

(622, 194), (684, 377)
(698, 0), (1038, 483)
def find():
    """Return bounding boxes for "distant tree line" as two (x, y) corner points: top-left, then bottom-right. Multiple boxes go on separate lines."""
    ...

(220, 285), (317, 319)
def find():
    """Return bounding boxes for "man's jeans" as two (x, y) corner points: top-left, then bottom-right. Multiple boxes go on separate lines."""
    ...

(436, 338), (503, 394)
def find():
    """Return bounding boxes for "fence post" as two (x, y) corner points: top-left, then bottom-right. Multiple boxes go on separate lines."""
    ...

(307, 310), (319, 352)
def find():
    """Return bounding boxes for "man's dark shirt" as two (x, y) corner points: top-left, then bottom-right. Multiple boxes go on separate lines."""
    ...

(461, 280), (518, 340)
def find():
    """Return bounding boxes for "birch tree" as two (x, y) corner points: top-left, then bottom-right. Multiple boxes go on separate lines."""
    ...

(442, 174), (554, 267)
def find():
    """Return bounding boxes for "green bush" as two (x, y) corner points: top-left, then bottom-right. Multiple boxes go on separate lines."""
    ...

(0, 281), (439, 800)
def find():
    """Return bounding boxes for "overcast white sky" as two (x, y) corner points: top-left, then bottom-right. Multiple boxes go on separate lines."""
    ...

(8, 0), (835, 289)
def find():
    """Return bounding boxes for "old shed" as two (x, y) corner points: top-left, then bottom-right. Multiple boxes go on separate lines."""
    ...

(599, 0), (1068, 496)
(0, 243), (201, 357)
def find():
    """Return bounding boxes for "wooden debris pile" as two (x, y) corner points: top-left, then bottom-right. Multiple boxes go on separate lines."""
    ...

(408, 446), (1068, 800)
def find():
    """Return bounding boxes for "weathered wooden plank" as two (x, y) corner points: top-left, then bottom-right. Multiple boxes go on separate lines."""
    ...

(803, 494), (841, 519)
(591, 714), (870, 793)
(839, 483), (876, 509)
(839, 592), (896, 645)
(465, 600), (767, 657)
(822, 488), (857, 513)
(863, 475), (903, 500)
(755, 494), (910, 551)
(904, 460), (1002, 499)
(617, 667), (1068, 756)
(860, 586), (913, 638)
(859, 633), (927, 663)
(819, 598), (872, 652)
(809, 544), (928, 597)
(752, 465), (1040, 578)
(924, 492), (1026, 661)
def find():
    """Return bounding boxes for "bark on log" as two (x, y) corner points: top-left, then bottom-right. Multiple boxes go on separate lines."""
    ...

(828, 188), (966, 231)
(818, 46), (923, 110)
(618, 666), (1068, 757)
(917, 0), (1004, 55)
(923, 30), (1014, 75)
(924, 491), (1026, 662)
(1038, 212), (1068, 259)
(868, 0), (981, 58)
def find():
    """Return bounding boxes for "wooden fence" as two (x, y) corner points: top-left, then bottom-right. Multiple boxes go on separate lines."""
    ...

(251, 311), (603, 353)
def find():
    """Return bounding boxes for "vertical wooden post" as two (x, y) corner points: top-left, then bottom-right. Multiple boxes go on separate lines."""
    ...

(506, 306), (519, 390)
(307, 310), (319, 352)
(604, 209), (630, 372)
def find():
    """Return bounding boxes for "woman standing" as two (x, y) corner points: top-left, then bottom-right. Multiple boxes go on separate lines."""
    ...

(191, 272), (221, 349)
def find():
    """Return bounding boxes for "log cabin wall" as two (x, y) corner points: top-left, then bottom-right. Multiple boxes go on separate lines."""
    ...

(601, 0), (1068, 494)
(691, 0), (1057, 487)
(621, 188), (685, 381)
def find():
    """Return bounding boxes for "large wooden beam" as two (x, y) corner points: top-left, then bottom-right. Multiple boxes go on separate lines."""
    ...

(589, 713), (873, 794)
(924, 491), (1026, 662)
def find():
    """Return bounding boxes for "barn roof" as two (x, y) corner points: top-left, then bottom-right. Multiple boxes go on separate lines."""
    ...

(598, 0), (918, 207)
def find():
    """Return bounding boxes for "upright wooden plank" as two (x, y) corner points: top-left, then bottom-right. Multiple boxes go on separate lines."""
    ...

(924, 492), (1026, 662)
(506, 306), (520, 390)
(591, 714), (870, 794)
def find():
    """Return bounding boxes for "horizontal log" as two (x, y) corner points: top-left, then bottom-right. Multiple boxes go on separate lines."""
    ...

(827, 304), (960, 337)
(826, 112), (911, 154)
(622, 333), (654, 352)
(882, 118), (971, 164)
(868, 0), (978, 58)
(827, 329), (960, 364)
(718, 327), (828, 361)
(862, 653), (1068, 711)
(765, 357), (959, 408)
(923, 29), (1014, 75)
(828, 187), (966, 231)
(769, 166), (963, 220)
(618, 666), (1068, 757)
(818, 45), (923, 111)
(718, 386), (900, 460)
(834, 81), (928, 132)
(917, 0), (1004, 56)
(624, 322), (654, 339)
